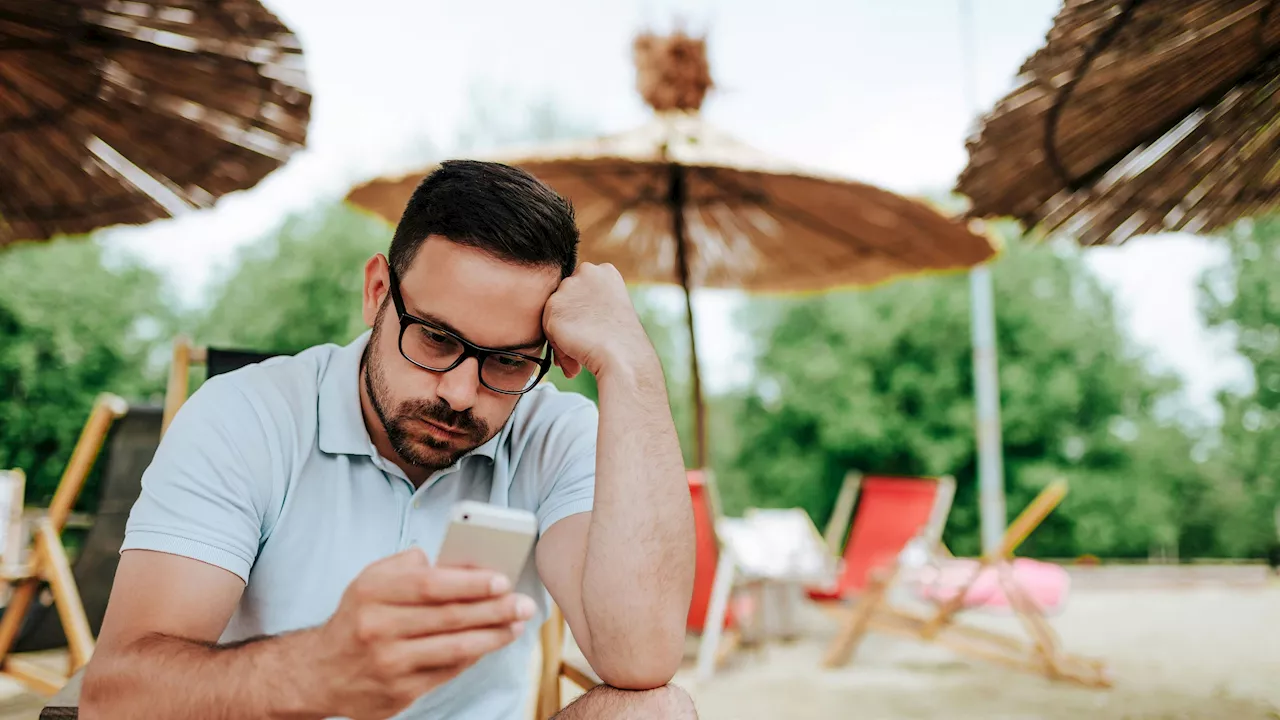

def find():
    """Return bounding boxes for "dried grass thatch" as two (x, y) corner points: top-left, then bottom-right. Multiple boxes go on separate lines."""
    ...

(633, 30), (713, 113)
(957, 0), (1280, 245)
(0, 0), (312, 247)
(348, 113), (996, 294)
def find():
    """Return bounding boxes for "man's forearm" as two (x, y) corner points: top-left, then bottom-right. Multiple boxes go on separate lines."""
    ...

(82, 629), (325, 720)
(580, 355), (696, 687)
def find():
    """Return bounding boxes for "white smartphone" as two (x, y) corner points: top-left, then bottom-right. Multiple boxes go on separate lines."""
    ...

(436, 500), (538, 588)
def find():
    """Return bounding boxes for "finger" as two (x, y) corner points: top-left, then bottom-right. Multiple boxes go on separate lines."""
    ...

(392, 623), (527, 671)
(363, 594), (537, 639)
(549, 341), (581, 379)
(361, 563), (510, 605)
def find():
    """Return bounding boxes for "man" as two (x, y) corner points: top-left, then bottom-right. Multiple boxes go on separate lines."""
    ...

(80, 161), (698, 719)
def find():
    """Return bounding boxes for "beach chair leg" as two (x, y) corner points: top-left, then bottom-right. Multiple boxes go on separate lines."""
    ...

(920, 558), (989, 639)
(535, 608), (566, 720)
(999, 573), (1111, 688)
(822, 570), (892, 668)
(0, 579), (40, 682)
(696, 551), (737, 681)
(36, 520), (94, 671)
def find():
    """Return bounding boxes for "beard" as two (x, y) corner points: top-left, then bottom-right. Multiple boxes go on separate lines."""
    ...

(362, 319), (494, 471)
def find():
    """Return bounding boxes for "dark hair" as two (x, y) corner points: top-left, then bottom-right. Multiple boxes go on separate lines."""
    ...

(389, 160), (579, 279)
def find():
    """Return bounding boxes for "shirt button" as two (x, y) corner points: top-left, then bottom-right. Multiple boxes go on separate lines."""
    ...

(413, 500), (420, 509)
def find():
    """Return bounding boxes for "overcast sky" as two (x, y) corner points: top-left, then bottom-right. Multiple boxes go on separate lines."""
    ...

(98, 0), (1252, 420)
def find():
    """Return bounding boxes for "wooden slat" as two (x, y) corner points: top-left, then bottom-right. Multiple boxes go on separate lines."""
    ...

(3, 657), (64, 696)
(35, 519), (94, 670)
(47, 394), (128, 532)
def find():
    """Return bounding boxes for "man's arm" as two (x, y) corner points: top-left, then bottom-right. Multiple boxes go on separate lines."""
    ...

(83, 375), (530, 718)
(81, 550), (324, 719)
(83, 549), (531, 720)
(538, 263), (696, 689)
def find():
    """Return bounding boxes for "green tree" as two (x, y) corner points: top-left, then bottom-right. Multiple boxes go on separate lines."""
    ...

(0, 238), (173, 504)
(1200, 215), (1280, 557)
(198, 203), (387, 353)
(719, 227), (1200, 558)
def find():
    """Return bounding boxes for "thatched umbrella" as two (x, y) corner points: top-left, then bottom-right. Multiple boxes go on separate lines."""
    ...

(957, 0), (1280, 245)
(347, 32), (996, 468)
(0, 0), (311, 247)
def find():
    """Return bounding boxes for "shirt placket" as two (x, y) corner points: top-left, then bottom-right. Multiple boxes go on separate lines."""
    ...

(401, 464), (461, 551)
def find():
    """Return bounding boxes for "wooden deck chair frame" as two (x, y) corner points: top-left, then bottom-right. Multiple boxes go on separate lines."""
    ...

(0, 393), (127, 695)
(814, 473), (954, 661)
(823, 478), (1111, 688)
(533, 604), (600, 720)
(161, 336), (207, 437)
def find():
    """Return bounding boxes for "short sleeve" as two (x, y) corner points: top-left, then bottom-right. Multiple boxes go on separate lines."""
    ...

(534, 398), (599, 537)
(121, 376), (279, 583)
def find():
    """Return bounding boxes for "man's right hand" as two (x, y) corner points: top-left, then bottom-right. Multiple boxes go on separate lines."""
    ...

(308, 547), (535, 720)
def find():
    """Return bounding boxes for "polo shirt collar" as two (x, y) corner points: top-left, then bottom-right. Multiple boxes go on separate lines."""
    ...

(317, 330), (500, 461)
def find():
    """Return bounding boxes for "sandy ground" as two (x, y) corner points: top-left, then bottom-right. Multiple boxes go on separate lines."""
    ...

(1, 567), (1276, 719)
(662, 568), (1280, 720)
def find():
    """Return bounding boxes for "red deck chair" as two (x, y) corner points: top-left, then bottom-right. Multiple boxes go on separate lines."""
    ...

(686, 470), (758, 678)
(809, 474), (950, 603)
(687, 470), (736, 632)
(817, 475), (1110, 688)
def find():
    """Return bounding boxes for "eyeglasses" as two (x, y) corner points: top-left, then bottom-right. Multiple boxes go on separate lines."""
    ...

(386, 267), (553, 395)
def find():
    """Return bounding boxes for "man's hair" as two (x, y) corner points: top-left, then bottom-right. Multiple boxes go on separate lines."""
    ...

(389, 160), (579, 279)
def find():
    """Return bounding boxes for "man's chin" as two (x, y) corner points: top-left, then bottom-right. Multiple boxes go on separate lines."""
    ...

(397, 437), (469, 470)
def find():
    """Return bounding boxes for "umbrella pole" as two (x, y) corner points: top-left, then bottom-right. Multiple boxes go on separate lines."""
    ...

(669, 163), (708, 468)
(962, 0), (1007, 553)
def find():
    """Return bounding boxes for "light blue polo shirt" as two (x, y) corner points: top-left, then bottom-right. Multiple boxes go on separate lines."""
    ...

(122, 330), (598, 719)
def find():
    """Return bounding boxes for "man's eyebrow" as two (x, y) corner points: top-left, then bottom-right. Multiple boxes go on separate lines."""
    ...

(413, 308), (546, 353)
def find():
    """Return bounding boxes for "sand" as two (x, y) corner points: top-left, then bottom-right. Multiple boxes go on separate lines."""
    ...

(671, 571), (1280, 719)
(1, 567), (1276, 719)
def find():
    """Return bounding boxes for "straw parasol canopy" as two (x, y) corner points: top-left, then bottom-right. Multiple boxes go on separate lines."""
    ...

(0, 0), (311, 248)
(347, 31), (996, 467)
(957, 0), (1280, 246)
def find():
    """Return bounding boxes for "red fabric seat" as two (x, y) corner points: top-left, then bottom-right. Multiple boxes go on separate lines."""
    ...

(809, 476), (942, 601)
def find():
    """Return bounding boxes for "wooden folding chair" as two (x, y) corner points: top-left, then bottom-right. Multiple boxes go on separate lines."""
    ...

(0, 393), (128, 695)
(823, 477), (1111, 688)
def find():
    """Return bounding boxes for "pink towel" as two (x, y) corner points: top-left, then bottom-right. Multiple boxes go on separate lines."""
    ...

(911, 557), (1070, 614)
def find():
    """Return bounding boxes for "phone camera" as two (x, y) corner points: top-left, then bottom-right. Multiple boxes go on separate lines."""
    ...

(462, 514), (470, 521)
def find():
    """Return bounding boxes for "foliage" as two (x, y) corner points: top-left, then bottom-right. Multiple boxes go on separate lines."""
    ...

(717, 227), (1205, 558)
(1200, 216), (1280, 556)
(198, 204), (388, 354)
(0, 238), (173, 504)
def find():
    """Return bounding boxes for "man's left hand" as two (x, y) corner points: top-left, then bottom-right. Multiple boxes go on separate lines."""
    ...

(543, 262), (657, 380)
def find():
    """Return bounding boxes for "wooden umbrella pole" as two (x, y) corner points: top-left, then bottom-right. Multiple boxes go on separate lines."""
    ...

(668, 162), (708, 468)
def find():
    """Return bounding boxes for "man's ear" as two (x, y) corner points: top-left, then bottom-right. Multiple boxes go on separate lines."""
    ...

(362, 254), (390, 327)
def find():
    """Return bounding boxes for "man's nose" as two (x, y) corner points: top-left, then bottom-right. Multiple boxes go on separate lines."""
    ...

(435, 356), (480, 412)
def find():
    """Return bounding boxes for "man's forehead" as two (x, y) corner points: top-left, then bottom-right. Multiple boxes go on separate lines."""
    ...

(398, 240), (559, 348)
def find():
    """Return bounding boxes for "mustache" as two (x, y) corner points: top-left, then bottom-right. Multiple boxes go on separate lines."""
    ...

(399, 398), (486, 437)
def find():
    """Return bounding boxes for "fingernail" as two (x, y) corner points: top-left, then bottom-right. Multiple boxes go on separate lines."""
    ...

(490, 575), (511, 594)
(511, 621), (526, 636)
(516, 594), (536, 619)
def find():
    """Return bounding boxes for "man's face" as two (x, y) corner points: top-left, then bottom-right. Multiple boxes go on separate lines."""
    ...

(360, 237), (561, 471)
